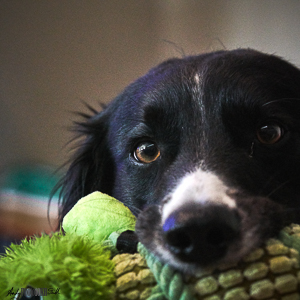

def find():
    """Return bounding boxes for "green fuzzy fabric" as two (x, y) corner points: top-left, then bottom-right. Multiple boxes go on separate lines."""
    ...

(63, 191), (136, 242)
(0, 232), (115, 300)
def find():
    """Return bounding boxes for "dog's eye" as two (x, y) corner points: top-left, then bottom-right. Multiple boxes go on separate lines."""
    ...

(257, 123), (283, 144)
(133, 142), (160, 163)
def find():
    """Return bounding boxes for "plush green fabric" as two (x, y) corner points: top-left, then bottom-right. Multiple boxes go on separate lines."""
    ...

(63, 191), (136, 242)
(0, 232), (115, 300)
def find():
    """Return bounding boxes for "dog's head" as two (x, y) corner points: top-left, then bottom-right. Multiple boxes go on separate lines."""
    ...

(59, 49), (300, 272)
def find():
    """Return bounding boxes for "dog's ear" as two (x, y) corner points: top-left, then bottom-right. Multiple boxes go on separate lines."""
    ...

(56, 105), (115, 225)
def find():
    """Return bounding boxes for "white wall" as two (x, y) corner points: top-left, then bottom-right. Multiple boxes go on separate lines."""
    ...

(223, 1), (300, 65)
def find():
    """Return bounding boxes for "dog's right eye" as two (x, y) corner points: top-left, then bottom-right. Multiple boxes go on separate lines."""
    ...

(257, 123), (284, 145)
(133, 141), (160, 163)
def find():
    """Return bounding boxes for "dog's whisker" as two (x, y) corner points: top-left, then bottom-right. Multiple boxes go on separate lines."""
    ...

(126, 205), (142, 217)
(262, 97), (300, 107)
(283, 207), (300, 213)
(266, 179), (291, 198)
(258, 170), (281, 195)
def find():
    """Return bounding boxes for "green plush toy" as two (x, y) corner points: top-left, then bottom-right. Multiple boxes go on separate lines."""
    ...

(62, 192), (136, 243)
(1, 191), (300, 300)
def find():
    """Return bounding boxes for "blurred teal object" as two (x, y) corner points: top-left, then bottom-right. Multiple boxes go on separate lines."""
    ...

(0, 164), (61, 200)
(0, 164), (61, 248)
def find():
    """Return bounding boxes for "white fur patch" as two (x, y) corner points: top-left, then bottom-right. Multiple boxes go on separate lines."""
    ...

(162, 169), (237, 223)
(194, 73), (201, 85)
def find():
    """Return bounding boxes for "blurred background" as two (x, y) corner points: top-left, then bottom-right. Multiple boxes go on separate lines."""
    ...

(1, 1), (300, 248)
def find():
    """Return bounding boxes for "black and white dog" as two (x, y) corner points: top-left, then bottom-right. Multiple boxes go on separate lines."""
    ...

(58, 49), (300, 273)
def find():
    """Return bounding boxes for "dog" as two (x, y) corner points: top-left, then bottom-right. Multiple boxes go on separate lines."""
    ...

(57, 48), (300, 273)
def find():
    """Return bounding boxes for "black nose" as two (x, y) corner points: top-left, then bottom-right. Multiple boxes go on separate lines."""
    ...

(162, 204), (241, 266)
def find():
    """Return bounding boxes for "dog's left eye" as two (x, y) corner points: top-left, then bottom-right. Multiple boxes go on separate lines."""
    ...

(257, 123), (284, 144)
(133, 142), (160, 163)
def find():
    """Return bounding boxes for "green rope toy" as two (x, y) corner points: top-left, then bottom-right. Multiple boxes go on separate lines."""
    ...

(1, 191), (300, 299)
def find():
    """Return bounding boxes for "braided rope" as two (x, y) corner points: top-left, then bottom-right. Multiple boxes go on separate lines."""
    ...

(138, 243), (195, 300)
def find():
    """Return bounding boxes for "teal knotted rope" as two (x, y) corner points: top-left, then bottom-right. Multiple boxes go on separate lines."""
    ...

(138, 243), (195, 300)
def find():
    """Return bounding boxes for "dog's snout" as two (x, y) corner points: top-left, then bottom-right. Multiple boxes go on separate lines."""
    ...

(162, 205), (241, 266)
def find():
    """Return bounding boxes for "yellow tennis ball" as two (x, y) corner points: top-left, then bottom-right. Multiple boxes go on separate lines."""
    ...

(63, 191), (136, 242)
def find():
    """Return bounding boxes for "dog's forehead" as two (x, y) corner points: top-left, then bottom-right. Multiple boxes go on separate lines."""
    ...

(109, 54), (240, 144)
(111, 49), (300, 143)
(137, 52), (262, 111)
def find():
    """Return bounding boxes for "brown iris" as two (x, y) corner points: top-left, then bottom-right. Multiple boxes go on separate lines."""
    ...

(134, 142), (160, 163)
(257, 123), (283, 144)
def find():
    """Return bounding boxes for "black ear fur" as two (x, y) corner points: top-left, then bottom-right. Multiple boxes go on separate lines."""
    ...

(56, 107), (115, 225)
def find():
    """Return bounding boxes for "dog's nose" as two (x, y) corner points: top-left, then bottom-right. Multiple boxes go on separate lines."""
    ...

(162, 205), (241, 266)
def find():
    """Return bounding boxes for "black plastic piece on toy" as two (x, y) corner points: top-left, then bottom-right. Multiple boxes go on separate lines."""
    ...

(116, 230), (139, 254)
